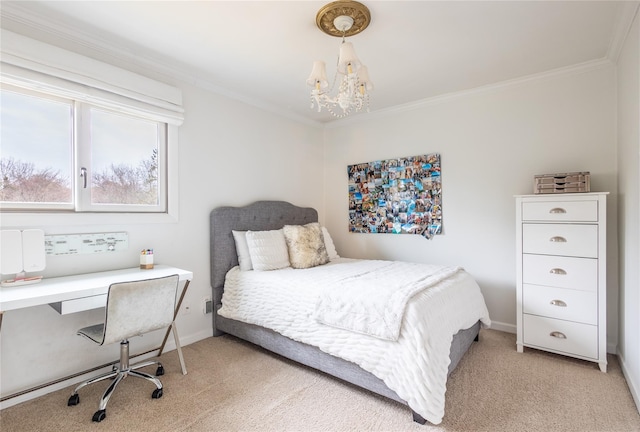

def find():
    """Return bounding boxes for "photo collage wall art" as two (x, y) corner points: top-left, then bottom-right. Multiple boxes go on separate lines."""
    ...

(348, 153), (442, 240)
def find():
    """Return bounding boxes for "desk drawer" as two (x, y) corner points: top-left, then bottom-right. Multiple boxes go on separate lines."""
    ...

(523, 314), (598, 359)
(523, 284), (597, 324)
(522, 224), (598, 258)
(522, 254), (597, 291)
(522, 200), (598, 222)
(49, 294), (106, 315)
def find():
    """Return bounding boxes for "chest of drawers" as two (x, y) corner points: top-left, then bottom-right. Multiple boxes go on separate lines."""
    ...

(515, 192), (607, 372)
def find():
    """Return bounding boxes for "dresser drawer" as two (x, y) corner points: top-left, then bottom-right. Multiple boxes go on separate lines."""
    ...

(522, 224), (598, 258)
(523, 284), (597, 324)
(522, 254), (597, 291)
(523, 314), (598, 359)
(522, 200), (598, 222)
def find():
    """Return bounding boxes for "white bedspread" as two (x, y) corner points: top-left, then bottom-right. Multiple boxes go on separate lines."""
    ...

(315, 260), (462, 341)
(218, 258), (491, 425)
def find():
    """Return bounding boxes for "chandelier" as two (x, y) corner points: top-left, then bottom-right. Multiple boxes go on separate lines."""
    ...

(307, 1), (373, 118)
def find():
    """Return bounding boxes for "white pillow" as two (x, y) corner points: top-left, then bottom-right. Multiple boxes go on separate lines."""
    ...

(322, 227), (340, 260)
(232, 230), (253, 271)
(245, 229), (290, 271)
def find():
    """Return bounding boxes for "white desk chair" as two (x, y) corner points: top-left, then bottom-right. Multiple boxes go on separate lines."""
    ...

(67, 274), (179, 422)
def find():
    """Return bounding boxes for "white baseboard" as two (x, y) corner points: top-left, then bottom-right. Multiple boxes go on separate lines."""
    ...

(487, 320), (516, 334)
(618, 352), (640, 415)
(0, 328), (213, 410)
(162, 328), (213, 352)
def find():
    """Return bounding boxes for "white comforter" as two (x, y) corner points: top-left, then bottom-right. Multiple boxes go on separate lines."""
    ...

(218, 258), (491, 424)
(315, 260), (463, 341)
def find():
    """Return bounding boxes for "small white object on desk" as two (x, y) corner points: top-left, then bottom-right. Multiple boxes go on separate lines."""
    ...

(0, 229), (46, 286)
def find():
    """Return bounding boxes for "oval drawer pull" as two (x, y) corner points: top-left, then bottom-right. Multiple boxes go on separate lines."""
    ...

(550, 331), (567, 339)
(549, 268), (567, 275)
(549, 207), (567, 214)
(550, 299), (567, 307)
(549, 236), (567, 243)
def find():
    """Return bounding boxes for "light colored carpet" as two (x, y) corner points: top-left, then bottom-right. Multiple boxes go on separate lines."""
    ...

(1, 329), (638, 432)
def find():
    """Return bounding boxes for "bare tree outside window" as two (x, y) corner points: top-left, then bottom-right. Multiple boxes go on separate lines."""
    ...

(91, 149), (159, 205)
(0, 151), (159, 205)
(0, 157), (70, 203)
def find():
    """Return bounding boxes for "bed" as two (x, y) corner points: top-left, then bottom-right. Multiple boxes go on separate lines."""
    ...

(210, 201), (490, 425)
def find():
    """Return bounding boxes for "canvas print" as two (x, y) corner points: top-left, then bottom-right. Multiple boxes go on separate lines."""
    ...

(348, 153), (442, 239)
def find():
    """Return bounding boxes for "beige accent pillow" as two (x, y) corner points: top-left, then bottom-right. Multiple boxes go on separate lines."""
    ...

(283, 223), (330, 269)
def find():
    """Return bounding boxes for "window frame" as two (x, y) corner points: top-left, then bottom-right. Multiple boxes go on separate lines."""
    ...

(0, 29), (184, 227)
(75, 103), (169, 213)
(1, 85), (170, 214)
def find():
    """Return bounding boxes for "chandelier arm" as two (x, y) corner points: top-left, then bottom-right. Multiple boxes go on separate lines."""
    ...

(321, 59), (341, 98)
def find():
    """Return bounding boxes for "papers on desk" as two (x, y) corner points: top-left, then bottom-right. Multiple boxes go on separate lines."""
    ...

(1, 276), (44, 287)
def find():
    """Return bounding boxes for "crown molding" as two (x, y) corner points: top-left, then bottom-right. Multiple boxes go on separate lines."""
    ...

(326, 58), (614, 129)
(0, 2), (324, 129)
(607, 1), (640, 64)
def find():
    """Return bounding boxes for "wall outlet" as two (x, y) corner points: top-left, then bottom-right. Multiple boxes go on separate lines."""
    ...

(203, 298), (212, 314)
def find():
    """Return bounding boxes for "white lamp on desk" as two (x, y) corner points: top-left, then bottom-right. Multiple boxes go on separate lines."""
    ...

(0, 229), (46, 286)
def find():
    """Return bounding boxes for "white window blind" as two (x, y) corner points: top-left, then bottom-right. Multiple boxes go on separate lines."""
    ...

(0, 29), (184, 126)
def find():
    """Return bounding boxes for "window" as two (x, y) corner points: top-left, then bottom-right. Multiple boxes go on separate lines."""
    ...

(1, 30), (183, 218)
(1, 85), (167, 212)
(79, 105), (167, 212)
(1, 87), (73, 208)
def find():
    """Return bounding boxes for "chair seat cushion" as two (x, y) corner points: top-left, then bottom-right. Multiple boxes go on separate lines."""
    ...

(78, 324), (105, 344)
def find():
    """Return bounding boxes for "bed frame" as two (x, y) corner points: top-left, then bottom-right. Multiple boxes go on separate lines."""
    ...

(210, 200), (480, 424)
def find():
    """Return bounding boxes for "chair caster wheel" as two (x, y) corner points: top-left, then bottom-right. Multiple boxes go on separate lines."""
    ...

(152, 388), (163, 399)
(92, 409), (106, 422)
(67, 394), (79, 406)
(156, 365), (164, 376)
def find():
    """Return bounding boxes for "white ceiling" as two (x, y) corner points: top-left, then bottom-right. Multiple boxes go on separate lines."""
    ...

(0, 1), (632, 125)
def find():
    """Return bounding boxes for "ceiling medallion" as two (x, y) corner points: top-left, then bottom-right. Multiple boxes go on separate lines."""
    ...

(315, 0), (371, 37)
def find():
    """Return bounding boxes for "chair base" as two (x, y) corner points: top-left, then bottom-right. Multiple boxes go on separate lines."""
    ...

(67, 339), (164, 422)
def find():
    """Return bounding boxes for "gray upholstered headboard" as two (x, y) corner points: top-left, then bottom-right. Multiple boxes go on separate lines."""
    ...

(209, 201), (318, 306)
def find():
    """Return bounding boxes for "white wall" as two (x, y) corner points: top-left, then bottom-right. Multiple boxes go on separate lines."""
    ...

(323, 65), (619, 344)
(0, 79), (324, 405)
(616, 8), (640, 411)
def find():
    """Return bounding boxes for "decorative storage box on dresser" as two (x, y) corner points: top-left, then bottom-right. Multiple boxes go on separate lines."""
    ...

(515, 192), (607, 372)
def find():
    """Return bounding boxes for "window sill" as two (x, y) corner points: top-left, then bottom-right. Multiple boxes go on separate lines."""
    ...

(0, 210), (178, 228)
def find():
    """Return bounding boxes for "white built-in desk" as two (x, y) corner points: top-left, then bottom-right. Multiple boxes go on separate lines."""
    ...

(0, 265), (192, 315)
(0, 265), (193, 403)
